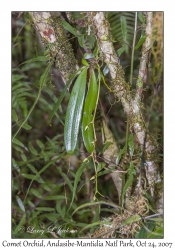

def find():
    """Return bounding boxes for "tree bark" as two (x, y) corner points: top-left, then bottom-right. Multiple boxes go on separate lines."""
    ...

(30, 11), (123, 201)
(91, 12), (161, 202)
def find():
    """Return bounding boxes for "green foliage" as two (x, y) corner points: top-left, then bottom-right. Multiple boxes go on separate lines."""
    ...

(128, 133), (134, 156)
(82, 69), (98, 153)
(108, 12), (135, 55)
(135, 218), (163, 239)
(48, 68), (83, 123)
(69, 161), (89, 210)
(12, 11), (163, 239)
(122, 214), (141, 225)
(64, 68), (87, 154)
(59, 20), (79, 37)
(134, 29), (146, 50)
(121, 162), (136, 207)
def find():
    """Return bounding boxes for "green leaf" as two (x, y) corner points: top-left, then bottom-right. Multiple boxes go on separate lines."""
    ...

(117, 44), (127, 57)
(128, 161), (135, 175)
(28, 141), (38, 156)
(135, 220), (155, 238)
(12, 109), (18, 122)
(72, 201), (120, 216)
(100, 141), (113, 154)
(90, 167), (115, 181)
(122, 215), (141, 226)
(121, 175), (133, 207)
(41, 183), (51, 192)
(64, 68), (87, 154)
(69, 161), (88, 210)
(12, 73), (27, 83)
(56, 201), (65, 217)
(57, 168), (74, 191)
(22, 173), (36, 179)
(74, 208), (92, 215)
(134, 30), (146, 50)
(17, 122), (32, 130)
(90, 206), (100, 234)
(27, 164), (44, 183)
(96, 162), (106, 172)
(82, 58), (89, 66)
(21, 153), (27, 162)
(16, 195), (25, 212)
(81, 69), (98, 153)
(35, 207), (55, 212)
(14, 214), (26, 235)
(36, 139), (44, 149)
(39, 63), (52, 88)
(135, 226), (147, 238)
(43, 195), (65, 200)
(21, 173), (44, 184)
(12, 145), (23, 153)
(138, 12), (146, 23)
(44, 88), (58, 104)
(30, 188), (42, 199)
(100, 208), (118, 214)
(93, 45), (99, 57)
(147, 201), (158, 213)
(147, 227), (163, 238)
(19, 56), (49, 66)
(128, 133), (134, 156)
(12, 138), (28, 151)
(27, 164), (38, 174)
(42, 213), (61, 222)
(116, 146), (126, 165)
(120, 16), (128, 41)
(78, 36), (85, 48)
(12, 158), (20, 172)
(28, 200), (35, 208)
(48, 67), (83, 123)
(59, 20), (78, 37)
(121, 162), (135, 206)
(85, 35), (95, 49)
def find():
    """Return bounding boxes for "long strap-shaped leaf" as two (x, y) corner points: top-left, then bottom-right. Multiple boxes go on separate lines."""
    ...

(48, 67), (84, 124)
(82, 69), (98, 153)
(64, 68), (87, 154)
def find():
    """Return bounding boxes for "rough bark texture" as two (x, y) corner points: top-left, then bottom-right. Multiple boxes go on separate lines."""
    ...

(91, 12), (161, 202)
(30, 12), (77, 83)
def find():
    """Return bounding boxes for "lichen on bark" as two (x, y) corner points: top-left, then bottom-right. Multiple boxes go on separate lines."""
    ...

(91, 12), (161, 202)
(30, 12), (77, 83)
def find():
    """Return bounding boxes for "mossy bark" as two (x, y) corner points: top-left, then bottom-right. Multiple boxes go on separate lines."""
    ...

(30, 12), (77, 83)
(91, 12), (162, 209)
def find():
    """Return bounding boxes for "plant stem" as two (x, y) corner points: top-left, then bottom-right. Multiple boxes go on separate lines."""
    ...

(125, 12), (138, 155)
(130, 12), (138, 86)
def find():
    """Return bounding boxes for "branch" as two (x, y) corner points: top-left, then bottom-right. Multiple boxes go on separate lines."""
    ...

(91, 12), (159, 198)
(30, 12), (77, 83)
